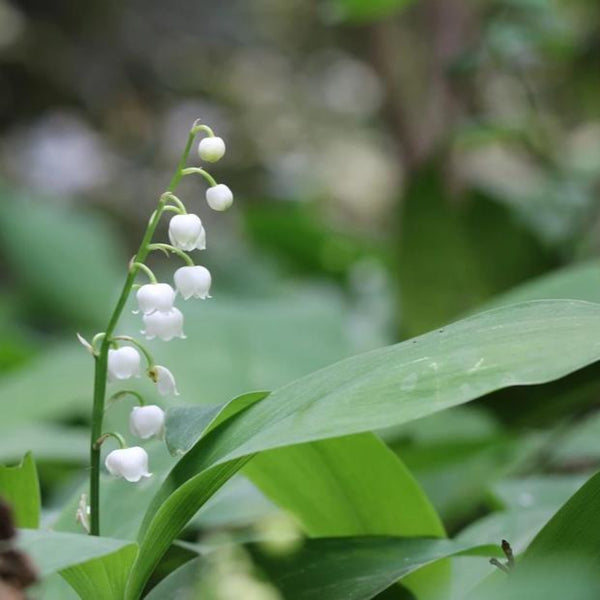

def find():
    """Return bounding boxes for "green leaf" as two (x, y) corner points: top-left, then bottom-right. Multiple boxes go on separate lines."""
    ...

(166, 391), (269, 456)
(128, 300), (600, 598)
(60, 543), (138, 600)
(253, 536), (497, 600)
(246, 434), (444, 537)
(0, 452), (40, 528)
(16, 530), (134, 578)
(521, 470), (600, 565)
(245, 434), (446, 599)
(170, 301), (600, 468)
(147, 537), (497, 600)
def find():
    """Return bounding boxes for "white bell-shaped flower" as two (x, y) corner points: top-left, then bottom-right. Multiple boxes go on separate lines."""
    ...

(105, 446), (151, 482)
(142, 307), (185, 341)
(206, 184), (233, 212)
(107, 347), (141, 381)
(168, 214), (206, 251)
(149, 365), (180, 396)
(198, 136), (226, 162)
(129, 405), (165, 439)
(173, 266), (212, 300)
(135, 283), (176, 315)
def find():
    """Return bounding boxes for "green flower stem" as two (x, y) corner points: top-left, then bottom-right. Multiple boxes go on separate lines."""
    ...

(163, 193), (187, 213)
(192, 123), (215, 137)
(130, 262), (158, 284)
(161, 205), (185, 215)
(89, 123), (199, 536)
(107, 390), (145, 408)
(148, 243), (195, 266)
(94, 431), (126, 450)
(181, 167), (218, 187)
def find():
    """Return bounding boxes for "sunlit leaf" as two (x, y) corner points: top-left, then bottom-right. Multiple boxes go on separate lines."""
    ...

(245, 434), (446, 599)
(61, 543), (138, 600)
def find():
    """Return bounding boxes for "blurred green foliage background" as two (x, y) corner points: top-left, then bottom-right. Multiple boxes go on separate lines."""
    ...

(2, 0), (600, 595)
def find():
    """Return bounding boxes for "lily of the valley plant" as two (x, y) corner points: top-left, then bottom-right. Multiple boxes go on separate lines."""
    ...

(78, 122), (231, 536)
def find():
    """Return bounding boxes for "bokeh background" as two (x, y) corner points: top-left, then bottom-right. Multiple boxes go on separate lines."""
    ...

(2, 0), (600, 596)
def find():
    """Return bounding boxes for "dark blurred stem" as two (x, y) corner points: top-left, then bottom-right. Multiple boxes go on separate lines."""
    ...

(89, 125), (197, 536)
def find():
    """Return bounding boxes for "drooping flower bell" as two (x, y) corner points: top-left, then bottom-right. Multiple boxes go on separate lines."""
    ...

(206, 184), (233, 212)
(105, 446), (151, 482)
(135, 283), (176, 315)
(148, 365), (179, 396)
(174, 265), (211, 300)
(107, 347), (142, 381)
(129, 405), (165, 439)
(168, 214), (206, 251)
(198, 136), (226, 163)
(142, 307), (185, 341)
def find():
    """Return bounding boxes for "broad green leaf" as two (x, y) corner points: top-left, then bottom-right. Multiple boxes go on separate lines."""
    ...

(245, 434), (446, 600)
(245, 433), (449, 597)
(131, 300), (600, 598)
(166, 391), (269, 456)
(16, 530), (134, 577)
(147, 537), (497, 600)
(246, 434), (444, 537)
(521, 470), (600, 565)
(169, 301), (600, 468)
(61, 543), (138, 600)
(0, 192), (124, 329)
(0, 452), (40, 528)
(253, 536), (497, 600)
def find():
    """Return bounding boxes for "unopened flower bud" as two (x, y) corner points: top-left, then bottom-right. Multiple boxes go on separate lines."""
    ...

(174, 265), (211, 300)
(129, 405), (165, 439)
(136, 283), (176, 315)
(168, 214), (206, 251)
(206, 184), (233, 212)
(107, 347), (141, 381)
(105, 446), (151, 482)
(198, 136), (226, 162)
(148, 365), (180, 396)
(142, 308), (185, 341)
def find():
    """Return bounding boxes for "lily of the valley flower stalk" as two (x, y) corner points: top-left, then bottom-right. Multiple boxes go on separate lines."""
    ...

(80, 120), (233, 535)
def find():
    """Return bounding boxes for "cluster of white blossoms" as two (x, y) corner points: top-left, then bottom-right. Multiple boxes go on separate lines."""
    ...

(80, 128), (231, 486)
